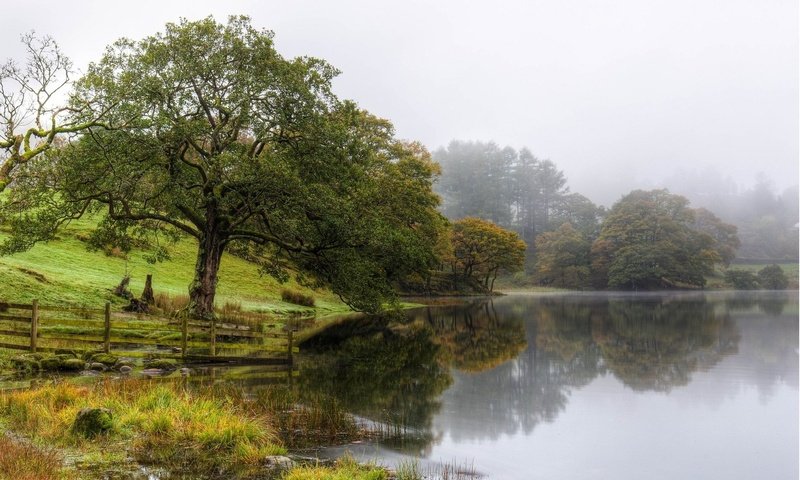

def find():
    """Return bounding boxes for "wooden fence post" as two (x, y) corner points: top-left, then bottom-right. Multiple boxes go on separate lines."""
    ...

(210, 317), (216, 357)
(30, 299), (38, 353)
(103, 302), (111, 353)
(287, 329), (293, 366)
(181, 316), (188, 360)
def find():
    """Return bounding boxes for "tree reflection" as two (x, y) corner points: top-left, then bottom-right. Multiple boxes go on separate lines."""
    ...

(299, 293), (798, 451)
(417, 300), (528, 372)
(595, 297), (739, 391)
(298, 323), (451, 455)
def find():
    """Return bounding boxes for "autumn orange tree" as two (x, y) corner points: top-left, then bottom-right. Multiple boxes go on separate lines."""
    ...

(449, 217), (526, 292)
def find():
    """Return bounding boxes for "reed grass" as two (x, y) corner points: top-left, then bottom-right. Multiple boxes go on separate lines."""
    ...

(0, 435), (70, 480)
(283, 454), (388, 480)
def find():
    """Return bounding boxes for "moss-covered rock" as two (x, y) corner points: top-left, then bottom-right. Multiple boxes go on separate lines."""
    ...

(82, 349), (103, 361)
(72, 408), (113, 438)
(10, 355), (41, 373)
(40, 356), (64, 371)
(144, 358), (178, 371)
(90, 353), (118, 366)
(54, 349), (78, 358)
(61, 358), (86, 371)
(40, 356), (86, 372)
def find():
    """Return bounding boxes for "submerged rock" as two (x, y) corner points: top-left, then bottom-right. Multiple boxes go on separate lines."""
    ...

(72, 407), (113, 438)
(144, 358), (178, 371)
(88, 362), (108, 372)
(263, 456), (295, 471)
(113, 359), (135, 371)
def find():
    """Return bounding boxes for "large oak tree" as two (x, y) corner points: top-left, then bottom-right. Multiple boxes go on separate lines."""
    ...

(0, 17), (444, 317)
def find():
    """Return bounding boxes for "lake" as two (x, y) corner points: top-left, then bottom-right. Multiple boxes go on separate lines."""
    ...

(300, 291), (799, 480)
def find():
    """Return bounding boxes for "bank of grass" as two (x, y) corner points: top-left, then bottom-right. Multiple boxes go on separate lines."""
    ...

(0, 380), (285, 476)
(0, 217), (349, 316)
(0, 378), (376, 478)
(284, 455), (388, 480)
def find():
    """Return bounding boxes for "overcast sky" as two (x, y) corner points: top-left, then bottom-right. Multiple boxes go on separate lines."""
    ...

(3, 0), (797, 206)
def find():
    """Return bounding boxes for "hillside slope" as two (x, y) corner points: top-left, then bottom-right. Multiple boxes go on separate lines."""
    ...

(0, 218), (348, 315)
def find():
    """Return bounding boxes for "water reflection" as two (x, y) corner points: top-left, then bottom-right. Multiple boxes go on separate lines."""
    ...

(303, 291), (798, 474)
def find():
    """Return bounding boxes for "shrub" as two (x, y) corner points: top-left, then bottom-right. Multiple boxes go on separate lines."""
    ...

(758, 264), (789, 290)
(281, 289), (315, 307)
(724, 269), (760, 290)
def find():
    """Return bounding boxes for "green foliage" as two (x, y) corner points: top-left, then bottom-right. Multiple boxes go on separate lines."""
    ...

(590, 190), (732, 290)
(757, 264), (789, 290)
(534, 223), (591, 289)
(0, 17), (444, 317)
(724, 269), (760, 290)
(692, 208), (740, 267)
(449, 217), (526, 291)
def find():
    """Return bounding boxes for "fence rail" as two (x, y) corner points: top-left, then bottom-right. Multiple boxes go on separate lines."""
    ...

(0, 300), (296, 365)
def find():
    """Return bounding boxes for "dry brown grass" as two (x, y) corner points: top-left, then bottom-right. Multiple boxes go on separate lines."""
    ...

(0, 435), (68, 480)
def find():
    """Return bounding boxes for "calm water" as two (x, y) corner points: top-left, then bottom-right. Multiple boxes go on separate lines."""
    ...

(300, 291), (799, 480)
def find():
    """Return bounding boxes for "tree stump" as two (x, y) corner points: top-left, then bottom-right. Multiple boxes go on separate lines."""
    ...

(141, 274), (155, 304)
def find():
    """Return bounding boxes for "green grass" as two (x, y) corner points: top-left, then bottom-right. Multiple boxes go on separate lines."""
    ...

(0, 217), (350, 316)
(0, 380), (286, 476)
(283, 455), (388, 480)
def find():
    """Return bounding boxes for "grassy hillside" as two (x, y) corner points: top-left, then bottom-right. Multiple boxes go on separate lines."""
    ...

(0, 218), (348, 315)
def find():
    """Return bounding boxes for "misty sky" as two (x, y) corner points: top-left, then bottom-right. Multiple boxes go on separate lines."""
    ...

(3, 0), (797, 206)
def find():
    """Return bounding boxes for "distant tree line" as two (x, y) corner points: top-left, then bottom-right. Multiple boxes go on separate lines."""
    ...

(433, 140), (604, 257)
(431, 140), (793, 291)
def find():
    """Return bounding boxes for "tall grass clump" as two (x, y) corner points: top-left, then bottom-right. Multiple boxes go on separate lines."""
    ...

(0, 435), (68, 480)
(248, 386), (360, 448)
(152, 292), (190, 315)
(396, 459), (423, 480)
(281, 289), (315, 307)
(283, 454), (388, 480)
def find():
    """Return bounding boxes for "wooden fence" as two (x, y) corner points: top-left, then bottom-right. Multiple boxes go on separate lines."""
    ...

(0, 300), (297, 365)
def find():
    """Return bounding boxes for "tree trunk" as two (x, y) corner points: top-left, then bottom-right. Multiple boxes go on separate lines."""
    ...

(188, 229), (225, 320)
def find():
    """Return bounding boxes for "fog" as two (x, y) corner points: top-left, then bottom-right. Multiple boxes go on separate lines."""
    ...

(3, 0), (797, 206)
